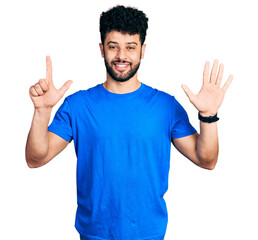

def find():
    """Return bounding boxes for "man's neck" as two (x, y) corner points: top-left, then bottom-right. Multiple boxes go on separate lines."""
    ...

(102, 77), (141, 94)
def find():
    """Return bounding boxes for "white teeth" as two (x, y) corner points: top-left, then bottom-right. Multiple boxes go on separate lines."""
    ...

(117, 64), (127, 67)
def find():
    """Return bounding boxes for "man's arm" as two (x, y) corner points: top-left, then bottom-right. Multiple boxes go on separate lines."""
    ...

(172, 121), (218, 170)
(173, 60), (233, 170)
(25, 108), (69, 168)
(25, 56), (72, 168)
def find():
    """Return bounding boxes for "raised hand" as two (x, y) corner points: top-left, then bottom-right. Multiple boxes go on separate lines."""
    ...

(181, 59), (233, 116)
(29, 56), (73, 109)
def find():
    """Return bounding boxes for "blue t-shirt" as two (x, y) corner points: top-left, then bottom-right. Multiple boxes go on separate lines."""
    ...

(48, 82), (197, 240)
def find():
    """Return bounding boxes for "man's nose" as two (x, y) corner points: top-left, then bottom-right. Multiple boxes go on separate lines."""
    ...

(116, 48), (127, 60)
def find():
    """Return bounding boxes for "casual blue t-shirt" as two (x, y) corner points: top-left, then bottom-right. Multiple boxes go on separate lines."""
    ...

(48, 82), (197, 240)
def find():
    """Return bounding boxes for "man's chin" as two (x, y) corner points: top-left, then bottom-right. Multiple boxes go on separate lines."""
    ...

(109, 69), (132, 82)
(104, 59), (140, 82)
(112, 76), (131, 82)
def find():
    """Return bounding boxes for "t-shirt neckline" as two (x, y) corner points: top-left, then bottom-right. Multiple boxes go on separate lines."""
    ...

(99, 82), (145, 98)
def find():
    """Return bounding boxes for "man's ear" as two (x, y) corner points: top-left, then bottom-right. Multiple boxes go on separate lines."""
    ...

(141, 44), (146, 59)
(99, 43), (104, 58)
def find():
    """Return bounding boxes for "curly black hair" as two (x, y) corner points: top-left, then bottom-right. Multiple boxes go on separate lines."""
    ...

(99, 5), (148, 45)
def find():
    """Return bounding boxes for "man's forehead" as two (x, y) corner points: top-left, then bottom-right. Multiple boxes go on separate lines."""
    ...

(105, 31), (141, 44)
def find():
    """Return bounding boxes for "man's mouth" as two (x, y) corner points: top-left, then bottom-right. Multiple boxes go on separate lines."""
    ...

(112, 61), (131, 71)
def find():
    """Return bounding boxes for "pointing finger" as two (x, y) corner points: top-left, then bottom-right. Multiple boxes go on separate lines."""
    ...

(46, 56), (53, 83)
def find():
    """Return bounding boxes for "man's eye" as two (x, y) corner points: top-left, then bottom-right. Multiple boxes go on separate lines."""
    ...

(109, 46), (117, 49)
(128, 47), (135, 50)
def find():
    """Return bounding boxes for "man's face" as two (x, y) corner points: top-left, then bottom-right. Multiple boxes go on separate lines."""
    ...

(100, 31), (146, 82)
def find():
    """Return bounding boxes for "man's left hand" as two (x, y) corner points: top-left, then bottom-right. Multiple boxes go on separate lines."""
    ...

(181, 59), (233, 116)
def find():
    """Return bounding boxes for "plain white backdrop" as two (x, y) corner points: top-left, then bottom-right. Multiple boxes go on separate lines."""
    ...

(0, 0), (257, 239)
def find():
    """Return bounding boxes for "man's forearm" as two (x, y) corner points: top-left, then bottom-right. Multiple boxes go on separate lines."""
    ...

(196, 121), (219, 169)
(25, 108), (52, 165)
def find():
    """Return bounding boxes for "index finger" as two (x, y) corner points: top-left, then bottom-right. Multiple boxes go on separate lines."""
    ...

(46, 56), (52, 83)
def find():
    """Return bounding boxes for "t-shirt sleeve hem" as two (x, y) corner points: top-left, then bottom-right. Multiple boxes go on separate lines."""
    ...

(171, 129), (197, 139)
(48, 126), (72, 142)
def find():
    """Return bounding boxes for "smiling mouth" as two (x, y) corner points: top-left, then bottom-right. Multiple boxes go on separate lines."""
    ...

(112, 61), (131, 71)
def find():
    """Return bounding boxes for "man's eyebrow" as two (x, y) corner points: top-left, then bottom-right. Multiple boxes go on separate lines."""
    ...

(107, 41), (118, 45)
(127, 42), (138, 45)
(106, 41), (138, 45)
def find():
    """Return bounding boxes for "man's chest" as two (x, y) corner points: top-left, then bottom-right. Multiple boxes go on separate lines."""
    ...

(72, 100), (170, 144)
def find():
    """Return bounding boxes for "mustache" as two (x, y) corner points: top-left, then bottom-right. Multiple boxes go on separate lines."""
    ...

(112, 60), (132, 65)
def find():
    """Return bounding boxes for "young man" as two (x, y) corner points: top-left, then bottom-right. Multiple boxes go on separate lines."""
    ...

(26, 5), (233, 240)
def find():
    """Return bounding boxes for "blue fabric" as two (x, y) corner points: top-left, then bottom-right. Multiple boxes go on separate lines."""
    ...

(80, 237), (164, 240)
(48, 82), (197, 240)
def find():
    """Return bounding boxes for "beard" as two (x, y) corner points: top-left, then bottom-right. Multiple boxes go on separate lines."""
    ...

(103, 52), (141, 82)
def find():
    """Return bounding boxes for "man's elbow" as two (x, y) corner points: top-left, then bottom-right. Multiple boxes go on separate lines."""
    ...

(27, 162), (36, 168)
(25, 153), (47, 168)
(26, 157), (41, 168)
(195, 148), (218, 170)
(203, 162), (217, 170)
(198, 156), (218, 170)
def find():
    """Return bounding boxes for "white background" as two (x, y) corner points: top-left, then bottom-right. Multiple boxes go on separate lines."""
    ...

(0, 0), (257, 239)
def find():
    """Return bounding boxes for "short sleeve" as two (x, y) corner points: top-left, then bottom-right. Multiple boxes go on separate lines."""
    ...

(170, 97), (197, 139)
(48, 98), (73, 142)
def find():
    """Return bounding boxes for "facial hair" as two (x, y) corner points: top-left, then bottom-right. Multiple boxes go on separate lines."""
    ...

(103, 51), (142, 82)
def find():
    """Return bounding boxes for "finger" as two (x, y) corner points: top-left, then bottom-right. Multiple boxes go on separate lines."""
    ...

(38, 78), (48, 92)
(216, 63), (224, 87)
(181, 84), (195, 102)
(46, 56), (53, 84)
(58, 80), (73, 98)
(29, 86), (39, 97)
(203, 61), (210, 85)
(34, 83), (44, 95)
(210, 59), (219, 84)
(222, 75), (233, 93)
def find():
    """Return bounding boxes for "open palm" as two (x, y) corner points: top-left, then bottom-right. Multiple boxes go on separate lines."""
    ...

(182, 60), (233, 116)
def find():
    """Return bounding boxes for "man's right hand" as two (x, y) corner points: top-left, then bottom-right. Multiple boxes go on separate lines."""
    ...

(26, 56), (72, 168)
(29, 56), (73, 109)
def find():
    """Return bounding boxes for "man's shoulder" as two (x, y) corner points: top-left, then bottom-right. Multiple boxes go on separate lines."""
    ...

(145, 83), (175, 102)
(66, 83), (101, 101)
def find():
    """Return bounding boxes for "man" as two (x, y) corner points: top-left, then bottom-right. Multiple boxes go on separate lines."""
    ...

(26, 5), (233, 240)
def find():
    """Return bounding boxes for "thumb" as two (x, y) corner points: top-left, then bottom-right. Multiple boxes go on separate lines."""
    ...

(181, 84), (195, 102)
(58, 80), (73, 98)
